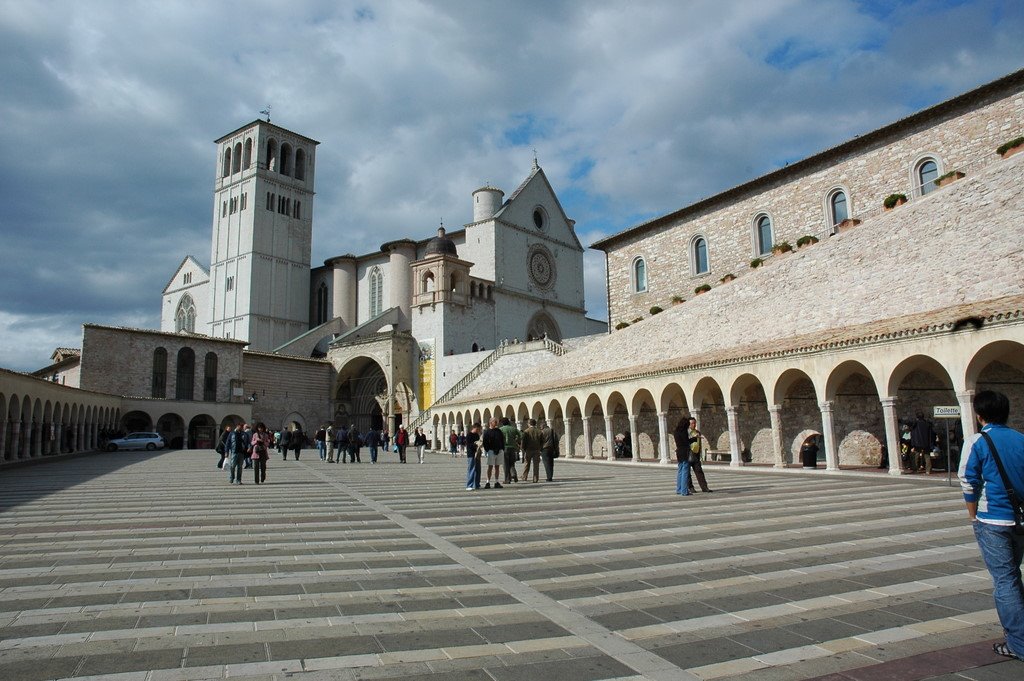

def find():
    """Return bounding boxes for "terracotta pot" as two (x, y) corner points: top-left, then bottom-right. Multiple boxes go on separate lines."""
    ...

(1000, 143), (1024, 159)
(936, 171), (965, 187)
(884, 197), (907, 211)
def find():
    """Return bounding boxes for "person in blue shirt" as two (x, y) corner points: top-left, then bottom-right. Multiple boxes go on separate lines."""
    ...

(959, 390), (1024, 661)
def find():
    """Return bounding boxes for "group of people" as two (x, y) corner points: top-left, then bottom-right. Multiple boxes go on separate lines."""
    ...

(672, 416), (713, 496)
(461, 418), (560, 490)
(216, 421), (274, 485)
(308, 424), (430, 464)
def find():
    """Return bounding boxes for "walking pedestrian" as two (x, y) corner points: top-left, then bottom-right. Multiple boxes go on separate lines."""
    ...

(365, 427), (380, 463)
(415, 428), (428, 463)
(226, 423), (245, 485)
(250, 422), (272, 484)
(686, 417), (713, 493)
(520, 419), (544, 483)
(959, 390), (1024, 661)
(279, 427), (291, 460)
(396, 425), (409, 463)
(540, 420), (558, 482)
(465, 423), (482, 490)
(672, 419), (692, 496)
(500, 418), (521, 483)
(481, 419), (504, 488)
(290, 425), (305, 461)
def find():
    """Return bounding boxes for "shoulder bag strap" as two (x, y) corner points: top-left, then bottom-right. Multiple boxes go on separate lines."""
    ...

(980, 431), (1024, 526)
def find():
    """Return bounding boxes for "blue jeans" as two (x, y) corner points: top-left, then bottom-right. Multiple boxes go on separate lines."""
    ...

(227, 452), (243, 483)
(466, 455), (479, 488)
(974, 520), (1024, 655)
(676, 461), (692, 495)
(369, 445), (378, 463)
(316, 441), (326, 460)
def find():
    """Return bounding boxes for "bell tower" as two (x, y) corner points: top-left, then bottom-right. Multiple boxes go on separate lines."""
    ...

(208, 120), (319, 350)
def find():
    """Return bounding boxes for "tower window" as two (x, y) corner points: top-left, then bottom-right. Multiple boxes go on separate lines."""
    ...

(369, 266), (384, 317)
(232, 142), (242, 174)
(222, 148), (231, 178)
(175, 294), (197, 333)
(225, 276), (235, 292)
(240, 193), (247, 211)
(295, 148), (306, 180)
(183, 272), (192, 285)
(221, 201), (227, 217)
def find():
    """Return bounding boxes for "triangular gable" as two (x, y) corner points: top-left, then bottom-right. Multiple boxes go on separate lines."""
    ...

(493, 166), (583, 250)
(162, 255), (210, 294)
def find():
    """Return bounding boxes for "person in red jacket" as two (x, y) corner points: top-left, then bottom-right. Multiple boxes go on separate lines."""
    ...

(395, 425), (409, 463)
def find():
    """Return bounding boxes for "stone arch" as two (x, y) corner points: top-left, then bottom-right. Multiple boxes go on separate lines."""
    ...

(526, 310), (561, 343)
(564, 395), (582, 458)
(966, 340), (1024, 431)
(583, 393), (606, 460)
(692, 376), (727, 454)
(156, 412), (186, 449)
(730, 373), (771, 464)
(605, 391), (629, 460)
(121, 410), (153, 434)
(772, 368), (820, 464)
(629, 388), (658, 461)
(825, 360), (883, 467)
(530, 400), (545, 422)
(334, 356), (388, 433)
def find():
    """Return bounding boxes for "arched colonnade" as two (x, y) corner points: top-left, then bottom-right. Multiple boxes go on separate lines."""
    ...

(430, 329), (1024, 474)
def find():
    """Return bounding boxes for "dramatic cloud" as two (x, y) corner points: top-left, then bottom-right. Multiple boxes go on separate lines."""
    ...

(1, 0), (1022, 371)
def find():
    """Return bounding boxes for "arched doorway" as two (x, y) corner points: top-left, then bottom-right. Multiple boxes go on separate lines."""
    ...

(335, 357), (388, 433)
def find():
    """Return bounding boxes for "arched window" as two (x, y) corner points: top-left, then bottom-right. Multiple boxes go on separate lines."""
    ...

(266, 139), (277, 172)
(421, 271), (435, 293)
(470, 281), (477, 297)
(369, 266), (384, 317)
(242, 138), (253, 169)
(692, 236), (709, 275)
(917, 158), (939, 195)
(754, 214), (773, 256)
(232, 142), (242, 174)
(151, 347), (167, 399)
(450, 272), (459, 293)
(222, 148), (231, 178)
(203, 352), (217, 402)
(280, 143), (293, 176)
(632, 257), (647, 293)
(295, 148), (306, 180)
(316, 282), (329, 325)
(175, 348), (195, 401)
(829, 189), (849, 228)
(175, 294), (196, 333)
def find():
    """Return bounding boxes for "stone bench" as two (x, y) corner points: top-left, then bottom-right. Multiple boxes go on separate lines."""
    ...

(706, 449), (730, 462)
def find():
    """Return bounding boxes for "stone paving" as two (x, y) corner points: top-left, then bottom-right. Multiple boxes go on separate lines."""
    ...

(0, 450), (1021, 681)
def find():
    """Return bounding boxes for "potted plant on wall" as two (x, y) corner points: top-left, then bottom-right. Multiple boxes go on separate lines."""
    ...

(884, 193), (907, 210)
(997, 136), (1024, 159)
(649, 305), (664, 315)
(694, 283), (711, 295)
(771, 241), (793, 255)
(719, 273), (736, 283)
(796, 235), (819, 248)
(614, 321), (630, 330)
(935, 170), (965, 187)
(671, 295), (685, 305)
(749, 257), (763, 269)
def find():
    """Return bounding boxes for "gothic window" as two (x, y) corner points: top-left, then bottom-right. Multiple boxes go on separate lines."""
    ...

(175, 348), (195, 401)
(203, 352), (217, 401)
(221, 201), (227, 217)
(422, 271), (435, 293)
(225, 276), (234, 292)
(222, 148), (231, 178)
(242, 137), (253, 169)
(266, 138), (277, 171)
(240, 193), (247, 211)
(828, 189), (849, 228)
(632, 257), (647, 293)
(450, 272), (459, 293)
(295, 148), (306, 180)
(917, 157), (939, 195)
(369, 266), (384, 317)
(175, 294), (196, 333)
(266, 192), (272, 210)
(183, 272), (192, 285)
(151, 347), (167, 398)
(692, 236), (709, 275)
(754, 214), (773, 256)
(232, 142), (242, 174)
(293, 201), (300, 219)
(280, 143), (293, 176)
(316, 282), (329, 325)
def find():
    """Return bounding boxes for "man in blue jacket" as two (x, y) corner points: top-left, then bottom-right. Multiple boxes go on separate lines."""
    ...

(959, 390), (1024, 660)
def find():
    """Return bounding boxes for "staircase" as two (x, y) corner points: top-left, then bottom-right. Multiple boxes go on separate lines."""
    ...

(408, 337), (566, 432)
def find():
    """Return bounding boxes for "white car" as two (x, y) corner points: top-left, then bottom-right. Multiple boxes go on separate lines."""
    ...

(107, 432), (165, 451)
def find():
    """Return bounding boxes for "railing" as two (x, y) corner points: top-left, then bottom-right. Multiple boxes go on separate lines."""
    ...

(408, 337), (566, 432)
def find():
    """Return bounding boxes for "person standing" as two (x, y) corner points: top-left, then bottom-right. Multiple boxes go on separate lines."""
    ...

(216, 424), (231, 469)
(449, 429), (458, 457)
(911, 411), (936, 473)
(686, 417), (713, 493)
(279, 427), (291, 460)
(500, 418), (521, 483)
(242, 423), (254, 468)
(396, 425), (409, 463)
(672, 419), (692, 496)
(347, 425), (361, 463)
(800, 435), (820, 469)
(540, 420), (557, 482)
(226, 423), (245, 485)
(365, 427), (380, 463)
(481, 419), (505, 488)
(465, 423), (482, 490)
(335, 424), (349, 463)
(290, 425), (305, 461)
(325, 424), (335, 463)
(314, 425), (327, 461)
(415, 428), (428, 463)
(959, 390), (1024, 661)
(520, 419), (544, 483)
(250, 422), (272, 484)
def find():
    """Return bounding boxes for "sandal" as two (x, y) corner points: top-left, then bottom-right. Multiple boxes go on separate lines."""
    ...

(993, 642), (1021, 659)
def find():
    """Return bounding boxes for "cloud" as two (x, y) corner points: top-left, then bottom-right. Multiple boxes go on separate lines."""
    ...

(1, 0), (1022, 371)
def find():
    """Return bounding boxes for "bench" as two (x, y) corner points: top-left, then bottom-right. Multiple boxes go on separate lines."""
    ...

(706, 449), (730, 462)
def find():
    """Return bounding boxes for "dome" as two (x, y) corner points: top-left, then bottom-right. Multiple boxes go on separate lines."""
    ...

(423, 227), (458, 257)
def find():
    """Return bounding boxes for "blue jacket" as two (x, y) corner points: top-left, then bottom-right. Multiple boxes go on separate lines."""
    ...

(959, 423), (1024, 525)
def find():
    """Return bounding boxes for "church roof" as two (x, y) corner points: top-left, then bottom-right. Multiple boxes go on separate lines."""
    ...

(422, 227), (458, 257)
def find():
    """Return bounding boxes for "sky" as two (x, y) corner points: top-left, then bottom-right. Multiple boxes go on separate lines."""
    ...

(1, 0), (1022, 373)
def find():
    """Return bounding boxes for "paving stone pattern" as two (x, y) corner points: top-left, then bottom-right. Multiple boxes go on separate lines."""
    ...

(0, 451), (1020, 680)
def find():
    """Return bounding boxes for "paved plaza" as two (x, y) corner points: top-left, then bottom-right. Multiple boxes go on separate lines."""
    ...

(0, 451), (1020, 681)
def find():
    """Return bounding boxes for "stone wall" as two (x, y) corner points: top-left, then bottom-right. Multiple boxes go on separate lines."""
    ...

(602, 75), (1024, 327)
(80, 325), (245, 402)
(242, 351), (333, 432)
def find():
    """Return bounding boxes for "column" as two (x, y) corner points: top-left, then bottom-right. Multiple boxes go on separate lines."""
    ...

(657, 411), (670, 464)
(0, 417), (7, 460)
(819, 400), (840, 471)
(604, 415), (615, 461)
(767, 404), (785, 468)
(11, 421), (22, 458)
(551, 417), (564, 457)
(628, 415), (640, 462)
(563, 416), (574, 458)
(581, 417), (592, 459)
(726, 406), (742, 467)
(957, 390), (976, 439)
(77, 421), (85, 453)
(32, 421), (43, 457)
(880, 397), (902, 476)
(53, 423), (62, 454)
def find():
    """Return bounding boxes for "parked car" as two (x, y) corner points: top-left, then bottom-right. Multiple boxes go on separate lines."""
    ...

(107, 432), (165, 451)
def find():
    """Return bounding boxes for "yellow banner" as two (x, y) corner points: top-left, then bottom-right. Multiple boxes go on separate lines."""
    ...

(418, 358), (434, 410)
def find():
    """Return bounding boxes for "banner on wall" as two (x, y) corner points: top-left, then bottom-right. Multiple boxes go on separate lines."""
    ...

(418, 341), (435, 411)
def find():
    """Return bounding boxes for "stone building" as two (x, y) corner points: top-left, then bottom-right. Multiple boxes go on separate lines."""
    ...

(417, 69), (1024, 473)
